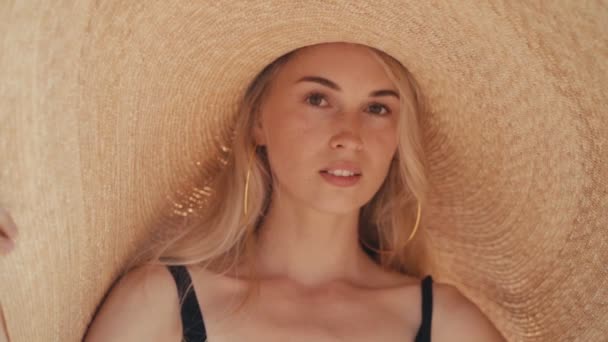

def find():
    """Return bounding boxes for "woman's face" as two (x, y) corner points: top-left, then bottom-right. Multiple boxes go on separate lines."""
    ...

(254, 43), (400, 214)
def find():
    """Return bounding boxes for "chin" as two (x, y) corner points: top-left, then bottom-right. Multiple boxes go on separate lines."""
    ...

(309, 199), (366, 215)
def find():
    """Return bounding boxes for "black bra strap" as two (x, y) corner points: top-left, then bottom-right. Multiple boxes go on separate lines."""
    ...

(167, 265), (207, 341)
(415, 275), (434, 342)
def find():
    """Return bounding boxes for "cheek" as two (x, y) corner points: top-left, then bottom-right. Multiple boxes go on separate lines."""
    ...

(385, 133), (399, 157)
(263, 109), (322, 175)
(363, 128), (399, 188)
(265, 109), (319, 150)
(366, 124), (399, 160)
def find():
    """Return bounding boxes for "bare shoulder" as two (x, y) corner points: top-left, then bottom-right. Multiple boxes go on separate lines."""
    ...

(432, 281), (506, 342)
(84, 264), (182, 342)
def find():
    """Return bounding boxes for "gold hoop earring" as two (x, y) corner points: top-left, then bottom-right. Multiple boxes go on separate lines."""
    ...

(243, 146), (257, 217)
(360, 201), (422, 254)
(405, 201), (422, 245)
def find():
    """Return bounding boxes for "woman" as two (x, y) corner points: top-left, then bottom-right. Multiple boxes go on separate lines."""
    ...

(83, 42), (504, 341)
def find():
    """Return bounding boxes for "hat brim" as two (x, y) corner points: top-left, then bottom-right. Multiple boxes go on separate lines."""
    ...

(1, 1), (607, 341)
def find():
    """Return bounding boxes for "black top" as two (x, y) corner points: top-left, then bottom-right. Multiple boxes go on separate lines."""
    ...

(167, 265), (433, 342)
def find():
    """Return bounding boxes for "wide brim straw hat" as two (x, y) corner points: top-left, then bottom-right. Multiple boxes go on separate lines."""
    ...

(1, 1), (607, 341)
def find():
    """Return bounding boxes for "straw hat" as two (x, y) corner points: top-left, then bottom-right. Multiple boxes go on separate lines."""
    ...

(1, 1), (606, 341)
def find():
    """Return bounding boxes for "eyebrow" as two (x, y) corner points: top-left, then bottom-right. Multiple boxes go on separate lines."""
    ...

(295, 76), (400, 99)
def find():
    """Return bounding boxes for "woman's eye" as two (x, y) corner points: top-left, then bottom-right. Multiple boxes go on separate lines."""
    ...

(368, 103), (391, 116)
(305, 92), (328, 107)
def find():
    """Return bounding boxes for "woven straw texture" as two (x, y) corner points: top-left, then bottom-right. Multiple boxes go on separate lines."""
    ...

(1, 1), (607, 341)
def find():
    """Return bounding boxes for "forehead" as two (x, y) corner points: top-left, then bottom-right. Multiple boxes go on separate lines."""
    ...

(275, 43), (395, 87)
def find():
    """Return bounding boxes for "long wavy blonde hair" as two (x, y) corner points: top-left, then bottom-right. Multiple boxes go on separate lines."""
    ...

(129, 42), (430, 304)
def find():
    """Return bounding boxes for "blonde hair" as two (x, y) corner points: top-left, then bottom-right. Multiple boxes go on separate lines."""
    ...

(128, 42), (430, 307)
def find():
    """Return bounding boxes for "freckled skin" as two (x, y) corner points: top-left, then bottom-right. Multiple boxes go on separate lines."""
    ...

(253, 43), (400, 214)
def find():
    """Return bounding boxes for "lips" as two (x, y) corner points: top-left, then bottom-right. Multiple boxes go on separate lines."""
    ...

(319, 161), (363, 187)
(320, 161), (362, 175)
(319, 170), (362, 187)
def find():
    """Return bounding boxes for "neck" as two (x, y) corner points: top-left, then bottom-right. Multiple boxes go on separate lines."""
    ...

(251, 189), (375, 288)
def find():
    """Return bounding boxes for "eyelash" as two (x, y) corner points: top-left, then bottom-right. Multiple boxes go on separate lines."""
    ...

(304, 92), (392, 116)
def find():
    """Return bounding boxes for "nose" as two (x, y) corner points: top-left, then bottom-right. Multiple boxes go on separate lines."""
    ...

(329, 112), (364, 151)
